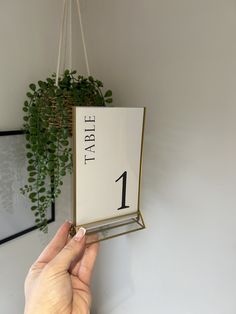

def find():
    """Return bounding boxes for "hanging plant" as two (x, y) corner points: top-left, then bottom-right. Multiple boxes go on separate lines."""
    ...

(20, 70), (112, 232)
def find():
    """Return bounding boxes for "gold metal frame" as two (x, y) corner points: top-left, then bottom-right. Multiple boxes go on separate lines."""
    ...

(70, 107), (146, 243)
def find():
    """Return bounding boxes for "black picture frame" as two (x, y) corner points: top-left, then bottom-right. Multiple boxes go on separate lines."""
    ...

(0, 130), (55, 245)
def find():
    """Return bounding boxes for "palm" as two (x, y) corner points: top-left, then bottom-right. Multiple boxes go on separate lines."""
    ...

(24, 222), (99, 314)
(71, 274), (91, 313)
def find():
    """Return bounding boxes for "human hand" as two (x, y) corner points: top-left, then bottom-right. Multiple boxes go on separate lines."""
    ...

(24, 221), (99, 314)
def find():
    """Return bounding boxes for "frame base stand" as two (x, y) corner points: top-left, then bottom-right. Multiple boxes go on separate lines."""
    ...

(70, 211), (145, 244)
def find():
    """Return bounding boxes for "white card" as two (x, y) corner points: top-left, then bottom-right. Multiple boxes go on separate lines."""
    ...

(73, 107), (144, 226)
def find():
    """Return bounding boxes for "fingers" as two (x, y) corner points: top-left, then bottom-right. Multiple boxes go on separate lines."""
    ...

(35, 221), (71, 265)
(48, 227), (87, 272)
(69, 234), (99, 274)
(77, 234), (99, 285)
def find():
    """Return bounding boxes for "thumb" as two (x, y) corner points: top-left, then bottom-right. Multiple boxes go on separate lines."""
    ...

(48, 227), (87, 272)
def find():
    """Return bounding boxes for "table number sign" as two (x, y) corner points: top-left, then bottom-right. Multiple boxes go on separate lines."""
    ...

(71, 107), (146, 242)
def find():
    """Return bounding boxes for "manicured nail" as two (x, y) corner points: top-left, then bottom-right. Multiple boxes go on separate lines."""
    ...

(66, 220), (72, 225)
(74, 227), (86, 241)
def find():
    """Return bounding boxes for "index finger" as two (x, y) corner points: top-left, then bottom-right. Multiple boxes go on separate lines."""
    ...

(35, 220), (71, 266)
(77, 234), (99, 285)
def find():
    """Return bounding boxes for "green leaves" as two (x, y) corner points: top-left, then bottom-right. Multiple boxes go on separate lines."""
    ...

(64, 69), (70, 76)
(49, 143), (56, 151)
(29, 83), (36, 91)
(104, 90), (113, 104)
(59, 155), (68, 162)
(21, 69), (112, 233)
(27, 165), (35, 171)
(61, 140), (69, 146)
(104, 90), (112, 98)
(39, 187), (46, 193)
(39, 196), (46, 202)
(29, 192), (37, 199)
(60, 169), (66, 176)
(105, 98), (113, 103)
(26, 152), (33, 158)
(47, 161), (55, 171)
(38, 80), (47, 89)
(26, 92), (33, 98)
(28, 177), (36, 183)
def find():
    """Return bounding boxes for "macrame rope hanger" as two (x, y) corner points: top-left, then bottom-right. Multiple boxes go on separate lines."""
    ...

(76, 0), (91, 76)
(69, 0), (72, 71)
(56, 0), (90, 86)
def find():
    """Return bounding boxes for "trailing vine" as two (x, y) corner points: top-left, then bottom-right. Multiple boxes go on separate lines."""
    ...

(21, 70), (112, 232)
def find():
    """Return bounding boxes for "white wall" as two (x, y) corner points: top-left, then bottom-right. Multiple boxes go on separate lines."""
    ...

(79, 1), (236, 313)
(0, 1), (83, 313)
(1, 0), (236, 314)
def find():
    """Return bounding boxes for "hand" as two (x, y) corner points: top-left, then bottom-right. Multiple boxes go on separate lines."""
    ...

(24, 221), (99, 314)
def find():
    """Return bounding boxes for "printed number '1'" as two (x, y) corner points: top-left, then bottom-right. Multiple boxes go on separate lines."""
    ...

(115, 171), (130, 210)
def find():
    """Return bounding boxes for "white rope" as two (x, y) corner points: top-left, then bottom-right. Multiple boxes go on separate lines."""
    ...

(69, 0), (72, 71)
(76, 0), (91, 76)
(56, 0), (68, 86)
(56, 0), (90, 85)
(62, 2), (69, 73)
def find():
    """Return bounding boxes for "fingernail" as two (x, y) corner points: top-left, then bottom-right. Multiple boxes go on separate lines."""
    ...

(74, 227), (86, 241)
(66, 220), (72, 225)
